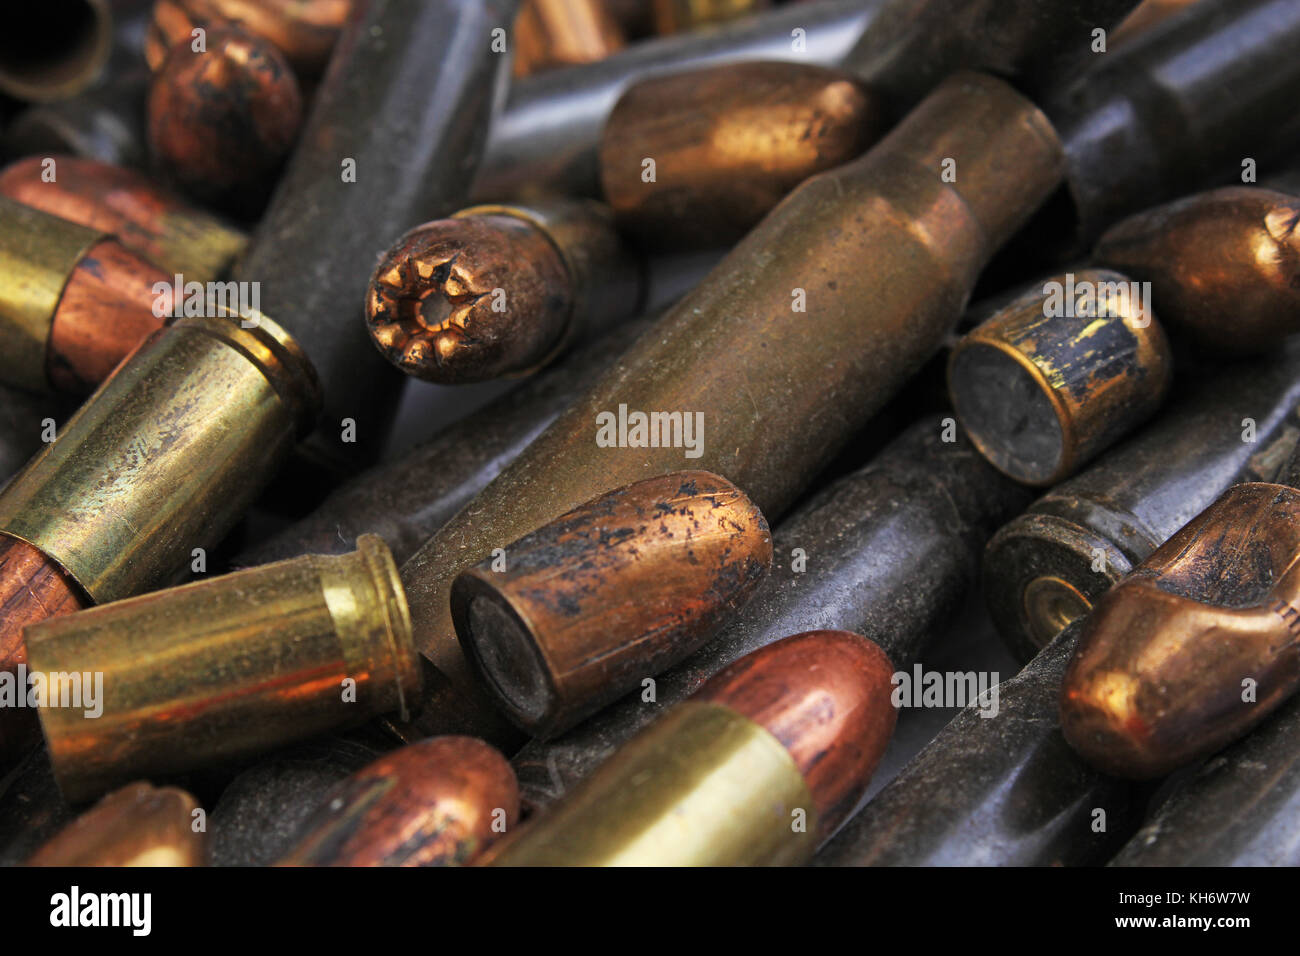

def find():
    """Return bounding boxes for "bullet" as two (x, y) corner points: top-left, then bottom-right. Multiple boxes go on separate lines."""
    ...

(813, 620), (1144, 866)
(0, 155), (249, 283)
(598, 61), (885, 251)
(1060, 438), (1300, 779)
(984, 352), (1300, 663)
(948, 267), (1171, 486)
(653, 0), (771, 35)
(511, 418), (1030, 812)
(0, 196), (168, 394)
(513, 0), (625, 77)
(1109, 691), (1300, 866)
(365, 199), (642, 385)
(485, 630), (896, 866)
(1093, 187), (1300, 356)
(26, 782), (206, 866)
(278, 737), (518, 866)
(0, 1), (112, 103)
(398, 72), (1063, 745)
(231, 0), (519, 476)
(147, 26), (303, 215)
(25, 534), (420, 803)
(453, 472), (772, 738)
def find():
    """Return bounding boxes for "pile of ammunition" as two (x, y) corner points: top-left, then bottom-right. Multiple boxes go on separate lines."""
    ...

(0, 0), (1298, 870)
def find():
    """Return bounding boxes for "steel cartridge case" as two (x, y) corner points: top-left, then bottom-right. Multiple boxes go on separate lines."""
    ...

(25, 534), (421, 803)
(452, 472), (772, 738)
(26, 782), (206, 866)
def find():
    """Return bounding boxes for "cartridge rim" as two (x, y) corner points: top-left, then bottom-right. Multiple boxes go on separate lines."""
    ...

(353, 533), (420, 723)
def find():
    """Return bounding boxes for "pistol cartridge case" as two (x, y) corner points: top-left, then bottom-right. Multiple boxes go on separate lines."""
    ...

(26, 534), (421, 803)
(486, 630), (896, 866)
(949, 267), (1171, 486)
(0, 0), (112, 103)
(513, 0), (625, 77)
(26, 782), (206, 866)
(452, 472), (772, 738)
(278, 736), (518, 866)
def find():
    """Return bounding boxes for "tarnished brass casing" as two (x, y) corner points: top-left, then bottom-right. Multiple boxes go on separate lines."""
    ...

(452, 472), (772, 737)
(0, 0), (111, 102)
(653, 0), (770, 34)
(0, 313), (320, 605)
(514, 0), (625, 76)
(26, 535), (421, 803)
(949, 268), (1171, 486)
(27, 782), (206, 866)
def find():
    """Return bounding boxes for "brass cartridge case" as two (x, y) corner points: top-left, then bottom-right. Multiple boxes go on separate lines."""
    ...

(399, 71), (1064, 743)
(485, 630), (896, 866)
(366, 199), (643, 385)
(27, 782), (206, 866)
(513, 0), (625, 77)
(653, 0), (771, 34)
(0, 155), (248, 284)
(25, 534), (421, 803)
(0, 0), (112, 103)
(984, 352), (1300, 663)
(0, 312), (319, 605)
(452, 472), (772, 738)
(1093, 187), (1300, 356)
(948, 268), (1171, 486)
(598, 61), (885, 251)
(278, 736), (518, 866)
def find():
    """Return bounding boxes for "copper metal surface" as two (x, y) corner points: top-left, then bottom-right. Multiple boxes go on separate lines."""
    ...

(653, 0), (771, 34)
(26, 782), (206, 866)
(514, 0), (625, 77)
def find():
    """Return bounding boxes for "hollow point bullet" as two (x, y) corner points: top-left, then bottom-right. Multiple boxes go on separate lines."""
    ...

(365, 200), (642, 385)
(513, 0), (625, 77)
(452, 471), (772, 738)
(26, 782), (206, 867)
(598, 61), (885, 250)
(0, 155), (248, 283)
(1093, 187), (1300, 356)
(0, 1), (112, 103)
(948, 267), (1171, 486)
(484, 630), (896, 866)
(25, 535), (420, 803)
(0, 196), (168, 394)
(278, 736), (518, 867)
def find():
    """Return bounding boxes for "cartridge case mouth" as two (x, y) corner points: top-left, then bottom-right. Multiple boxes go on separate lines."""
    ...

(1022, 575), (1093, 645)
(0, 0), (112, 103)
(459, 591), (554, 728)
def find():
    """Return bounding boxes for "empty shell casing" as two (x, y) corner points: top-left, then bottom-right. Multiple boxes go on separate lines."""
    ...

(949, 268), (1171, 486)
(984, 352), (1300, 663)
(1093, 187), (1300, 355)
(0, 0), (111, 103)
(486, 630), (896, 866)
(452, 472), (772, 738)
(25, 535), (421, 803)
(26, 782), (206, 867)
(598, 61), (885, 251)
(278, 736), (518, 866)
(513, 0), (625, 76)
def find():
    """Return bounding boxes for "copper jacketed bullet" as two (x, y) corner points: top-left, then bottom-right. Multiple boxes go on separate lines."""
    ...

(278, 736), (518, 867)
(148, 26), (304, 214)
(25, 535), (420, 803)
(1093, 187), (1300, 356)
(0, 155), (249, 283)
(485, 630), (896, 866)
(1060, 442), (1300, 779)
(948, 268), (1171, 486)
(26, 782), (206, 867)
(0, 1), (112, 103)
(452, 472), (772, 738)
(598, 61), (885, 250)
(513, 0), (625, 77)
(984, 352), (1300, 663)
(399, 71), (1063, 744)
(366, 199), (642, 385)
(0, 196), (168, 394)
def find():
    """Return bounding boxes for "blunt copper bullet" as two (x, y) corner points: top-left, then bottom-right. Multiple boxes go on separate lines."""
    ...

(452, 472), (772, 738)
(948, 268), (1171, 486)
(511, 418), (1030, 812)
(814, 620), (1143, 866)
(365, 200), (642, 385)
(1093, 187), (1300, 356)
(232, 0), (519, 476)
(26, 782), (206, 866)
(278, 736), (518, 866)
(513, 0), (625, 77)
(598, 61), (885, 251)
(1060, 440), (1300, 779)
(0, 196), (168, 394)
(984, 351), (1300, 663)
(485, 630), (895, 866)
(25, 534), (420, 803)
(653, 0), (771, 35)
(399, 72), (1063, 744)
(0, 1), (112, 103)
(0, 155), (248, 283)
